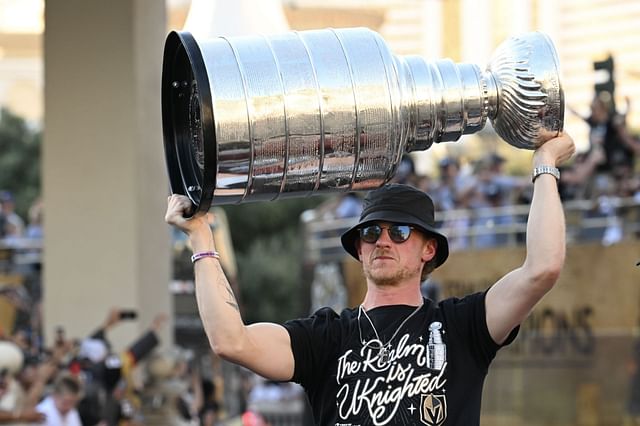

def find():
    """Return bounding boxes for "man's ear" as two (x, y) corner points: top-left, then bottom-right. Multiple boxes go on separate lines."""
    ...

(356, 239), (363, 260)
(421, 238), (438, 262)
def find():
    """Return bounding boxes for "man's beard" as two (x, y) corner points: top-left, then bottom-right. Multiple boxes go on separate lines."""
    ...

(363, 250), (421, 287)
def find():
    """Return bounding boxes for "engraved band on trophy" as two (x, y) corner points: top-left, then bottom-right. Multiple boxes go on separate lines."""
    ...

(161, 27), (563, 214)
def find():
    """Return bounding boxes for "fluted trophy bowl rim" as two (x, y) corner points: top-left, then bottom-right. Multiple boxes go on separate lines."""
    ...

(488, 31), (564, 150)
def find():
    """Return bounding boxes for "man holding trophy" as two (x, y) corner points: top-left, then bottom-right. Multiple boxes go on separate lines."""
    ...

(163, 27), (575, 425)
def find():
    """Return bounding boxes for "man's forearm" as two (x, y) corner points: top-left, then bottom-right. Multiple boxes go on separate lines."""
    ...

(524, 173), (566, 286)
(189, 228), (246, 358)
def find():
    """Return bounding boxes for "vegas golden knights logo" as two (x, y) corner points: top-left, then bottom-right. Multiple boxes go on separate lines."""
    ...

(420, 394), (447, 426)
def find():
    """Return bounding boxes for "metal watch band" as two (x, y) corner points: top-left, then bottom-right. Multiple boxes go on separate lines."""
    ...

(531, 165), (560, 183)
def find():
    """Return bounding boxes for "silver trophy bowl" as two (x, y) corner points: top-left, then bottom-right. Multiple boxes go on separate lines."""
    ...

(162, 28), (563, 213)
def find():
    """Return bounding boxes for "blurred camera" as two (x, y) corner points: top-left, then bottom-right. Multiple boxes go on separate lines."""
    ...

(119, 310), (138, 320)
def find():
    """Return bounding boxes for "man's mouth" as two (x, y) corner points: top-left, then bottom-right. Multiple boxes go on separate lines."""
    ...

(373, 253), (394, 261)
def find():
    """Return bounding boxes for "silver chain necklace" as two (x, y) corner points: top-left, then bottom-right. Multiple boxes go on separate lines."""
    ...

(357, 302), (423, 364)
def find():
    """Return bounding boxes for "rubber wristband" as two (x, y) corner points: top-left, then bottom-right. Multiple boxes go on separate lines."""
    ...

(191, 251), (220, 263)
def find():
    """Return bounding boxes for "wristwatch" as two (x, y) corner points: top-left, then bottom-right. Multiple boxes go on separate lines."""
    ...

(532, 165), (560, 183)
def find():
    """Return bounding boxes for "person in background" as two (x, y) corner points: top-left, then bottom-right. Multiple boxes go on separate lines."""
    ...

(0, 192), (24, 239)
(0, 211), (6, 240)
(36, 373), (83, 426)
(0, 337), (73, 425)
(0, 345), (47, 424)
(25, 199), (43, 241)
(570, 93), (634, 174)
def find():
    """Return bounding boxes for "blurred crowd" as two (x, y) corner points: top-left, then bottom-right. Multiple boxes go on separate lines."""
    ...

(0, 302), (311, 426)
(0, 192), (42, 244)
(0, 307), (249, 425)
(426, 93), (638, 213)
(0, 196), (306, 425)
(322, 92), (640, 250)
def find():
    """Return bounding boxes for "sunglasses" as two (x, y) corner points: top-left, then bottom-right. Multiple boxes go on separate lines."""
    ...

(359, 224), (416, 244)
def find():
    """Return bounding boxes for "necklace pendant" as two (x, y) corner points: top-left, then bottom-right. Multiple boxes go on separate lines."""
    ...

(379, 346), (390, 364)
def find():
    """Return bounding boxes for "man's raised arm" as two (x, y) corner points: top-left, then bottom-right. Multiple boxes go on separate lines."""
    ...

(165, 195), (295, 380)
(486, 133), (576, 344)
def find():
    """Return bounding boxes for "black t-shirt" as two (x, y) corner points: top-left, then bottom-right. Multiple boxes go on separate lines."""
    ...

(284, 291), (517, 426)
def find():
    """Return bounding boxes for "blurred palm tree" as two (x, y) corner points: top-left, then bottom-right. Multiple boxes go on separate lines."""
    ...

(0, 108), (41, 218)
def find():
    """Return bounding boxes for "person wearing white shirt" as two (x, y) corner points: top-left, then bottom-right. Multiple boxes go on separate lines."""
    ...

(36, 374), (82, 426)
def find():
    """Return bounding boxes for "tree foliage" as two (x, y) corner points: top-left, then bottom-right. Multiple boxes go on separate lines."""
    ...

(235, 228), (305, 324)
(222, 196), (327, 323)
(0, 108), (41, 217)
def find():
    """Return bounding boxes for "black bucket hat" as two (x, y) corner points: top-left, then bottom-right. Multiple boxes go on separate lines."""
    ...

(340, 184), (449, 268)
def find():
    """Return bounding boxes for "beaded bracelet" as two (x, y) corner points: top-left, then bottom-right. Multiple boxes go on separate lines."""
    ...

(191, 251), (220, 263)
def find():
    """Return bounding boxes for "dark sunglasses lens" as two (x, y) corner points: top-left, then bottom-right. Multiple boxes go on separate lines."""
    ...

(389, 225), (412, 242)
(359, 225), (382, 243)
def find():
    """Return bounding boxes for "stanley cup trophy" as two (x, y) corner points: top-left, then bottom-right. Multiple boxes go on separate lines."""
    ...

(162, 27), (563, 214)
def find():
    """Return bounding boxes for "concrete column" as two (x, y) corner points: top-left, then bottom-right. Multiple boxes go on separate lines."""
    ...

(509, 0), (532, 37)
(422, 0), (443, 59)
(43, 1), (172, 351)
(537, 0), (561, 43)
(461, 0), (492, 64)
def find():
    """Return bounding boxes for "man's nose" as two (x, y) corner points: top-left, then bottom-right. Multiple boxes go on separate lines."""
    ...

(375, 229), (393, 246)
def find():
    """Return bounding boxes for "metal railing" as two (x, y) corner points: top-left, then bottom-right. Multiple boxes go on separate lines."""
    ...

(301, 196), (640, 263)
(251, 399), (307, 426)
(0, 238), (42, 272)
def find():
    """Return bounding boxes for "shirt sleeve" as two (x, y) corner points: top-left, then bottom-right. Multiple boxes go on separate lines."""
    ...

(440, 291), (519, 372)
(127, 330), (159, 364)
(282, 307), (342, 388)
